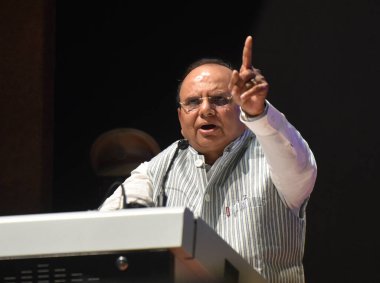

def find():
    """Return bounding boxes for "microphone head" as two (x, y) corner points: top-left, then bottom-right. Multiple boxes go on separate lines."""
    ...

(178, 139), (189, 150)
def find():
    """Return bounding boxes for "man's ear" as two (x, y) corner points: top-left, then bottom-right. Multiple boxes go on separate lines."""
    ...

(177, 108), (185, 137)
(177, 107), (182, 123)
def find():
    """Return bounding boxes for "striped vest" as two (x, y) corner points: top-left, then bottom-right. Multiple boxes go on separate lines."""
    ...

(147, 129), (306, 283)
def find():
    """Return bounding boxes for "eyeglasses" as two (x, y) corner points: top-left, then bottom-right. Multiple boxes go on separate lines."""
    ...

(179, 95), (233, 112)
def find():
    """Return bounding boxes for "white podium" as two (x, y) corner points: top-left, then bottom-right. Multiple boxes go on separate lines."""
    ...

(0, 207), (267, 283)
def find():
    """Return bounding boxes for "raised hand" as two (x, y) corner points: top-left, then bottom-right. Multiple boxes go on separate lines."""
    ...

(229, 36), (269, 117)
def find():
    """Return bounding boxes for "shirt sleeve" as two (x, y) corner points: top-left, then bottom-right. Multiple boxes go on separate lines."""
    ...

(240, 100), (317, 213)
(98, 162), (154, 211)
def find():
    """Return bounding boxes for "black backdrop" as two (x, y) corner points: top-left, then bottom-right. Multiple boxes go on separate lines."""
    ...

(54, 1), (380, 282)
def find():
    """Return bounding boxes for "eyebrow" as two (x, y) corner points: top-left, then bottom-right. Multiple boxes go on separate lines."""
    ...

(186, 92), (231, 98)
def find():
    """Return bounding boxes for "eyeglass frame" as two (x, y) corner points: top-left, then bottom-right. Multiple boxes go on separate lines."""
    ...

(178, 94), (233, 113)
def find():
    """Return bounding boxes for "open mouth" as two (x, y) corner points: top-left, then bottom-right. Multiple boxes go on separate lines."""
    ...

(200, 124), (216, 130)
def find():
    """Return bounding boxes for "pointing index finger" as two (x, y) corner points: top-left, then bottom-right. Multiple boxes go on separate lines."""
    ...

(242, 35), (253, 69)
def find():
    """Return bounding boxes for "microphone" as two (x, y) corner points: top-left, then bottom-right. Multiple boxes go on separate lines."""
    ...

(120, 183), (127, 209)
(158, 139), (189, 207)
(98, 180), (147, 209)
(98, 179), (127, 210)
(120, 182), (147, 209)
(177, 139), (189, 150)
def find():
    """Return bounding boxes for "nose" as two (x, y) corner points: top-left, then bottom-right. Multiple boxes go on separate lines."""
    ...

(199, 97), (215, 117)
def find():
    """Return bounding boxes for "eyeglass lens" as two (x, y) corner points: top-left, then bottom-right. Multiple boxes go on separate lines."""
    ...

(182, 96), (231, 111)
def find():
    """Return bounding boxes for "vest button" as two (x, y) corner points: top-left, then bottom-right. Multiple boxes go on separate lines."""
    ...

(204, 194), (210, 202)
(195, 159), (203, 168)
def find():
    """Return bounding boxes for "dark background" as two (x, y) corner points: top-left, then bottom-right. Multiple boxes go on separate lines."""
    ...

(53, 2), (265, 210)
(1, 0), (379, 282)
(54, 1), (380, 282)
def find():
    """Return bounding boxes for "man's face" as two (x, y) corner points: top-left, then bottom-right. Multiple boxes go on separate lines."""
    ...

(177, 64), (246, 159)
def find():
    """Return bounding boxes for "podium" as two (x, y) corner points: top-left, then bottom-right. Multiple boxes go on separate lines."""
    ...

(0, 207), (267, 283)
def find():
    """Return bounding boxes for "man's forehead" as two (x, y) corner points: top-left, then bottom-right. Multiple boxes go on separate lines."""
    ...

(194, 71), (211, 82)
(187, 64), (231, 80)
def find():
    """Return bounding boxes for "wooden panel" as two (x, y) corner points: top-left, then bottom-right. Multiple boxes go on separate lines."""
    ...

(0, 0), (55, 215)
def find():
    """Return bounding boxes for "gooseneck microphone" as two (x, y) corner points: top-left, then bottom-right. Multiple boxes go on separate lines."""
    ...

(120, 183), (127, 209)
(98, 179), (127, 210)
(158, 139), (189, 207)
(98, 179), (147, 209)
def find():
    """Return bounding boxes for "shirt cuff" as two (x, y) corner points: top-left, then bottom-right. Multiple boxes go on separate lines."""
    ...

(240, 100), (287, 136)
(240, 102), (269, 122)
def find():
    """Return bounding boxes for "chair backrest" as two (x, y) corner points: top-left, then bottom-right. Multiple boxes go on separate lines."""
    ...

(90, 128), (160, 177)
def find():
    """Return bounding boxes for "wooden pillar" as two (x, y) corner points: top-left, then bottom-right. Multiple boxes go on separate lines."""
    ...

(0, 0), (55, 215)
